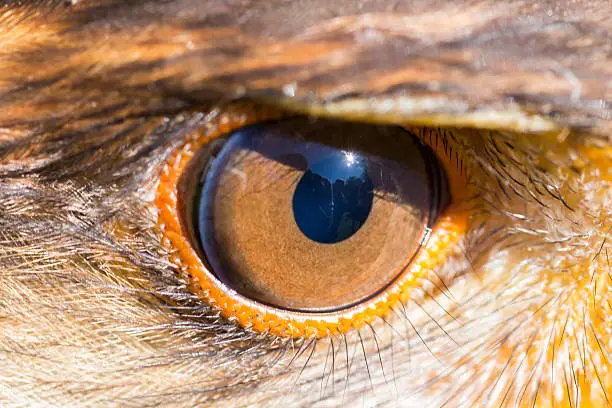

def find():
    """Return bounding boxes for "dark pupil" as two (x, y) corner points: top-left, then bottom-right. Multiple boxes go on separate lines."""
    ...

(292, 153), (374, 244)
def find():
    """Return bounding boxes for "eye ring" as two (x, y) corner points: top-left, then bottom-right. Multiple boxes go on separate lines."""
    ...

(156, 105), (470, 338)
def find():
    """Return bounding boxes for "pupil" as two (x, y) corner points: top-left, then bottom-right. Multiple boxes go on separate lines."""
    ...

(292, 152), (374, 244)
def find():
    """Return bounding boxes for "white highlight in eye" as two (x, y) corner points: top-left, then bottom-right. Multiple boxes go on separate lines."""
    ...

(342, 151), (358, 167)
(420, 226), (433, 246)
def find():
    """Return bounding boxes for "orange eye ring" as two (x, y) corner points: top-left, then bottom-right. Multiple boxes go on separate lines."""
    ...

(155, 104), (470, 339)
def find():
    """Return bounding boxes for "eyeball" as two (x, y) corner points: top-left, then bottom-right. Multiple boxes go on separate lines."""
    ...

(194, 118), (447, 312)
(157, 108), (468, 338)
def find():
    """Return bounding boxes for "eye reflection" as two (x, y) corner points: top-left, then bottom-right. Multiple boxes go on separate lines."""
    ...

(292, 150), (374, 244)
(192, 118), (449, 312)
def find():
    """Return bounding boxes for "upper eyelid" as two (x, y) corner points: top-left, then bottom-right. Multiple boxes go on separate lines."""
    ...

(0, 100), (569, 189)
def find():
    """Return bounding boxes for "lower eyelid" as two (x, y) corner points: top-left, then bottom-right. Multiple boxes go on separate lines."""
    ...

(155, 102), (475, 339)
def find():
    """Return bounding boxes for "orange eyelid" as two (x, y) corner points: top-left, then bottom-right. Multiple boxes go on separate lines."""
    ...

(155, 105), (470, 339)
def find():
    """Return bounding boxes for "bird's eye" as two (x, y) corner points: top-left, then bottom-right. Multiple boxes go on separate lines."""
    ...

(193, 118), (447, 312)
(157, 105), (471, 338)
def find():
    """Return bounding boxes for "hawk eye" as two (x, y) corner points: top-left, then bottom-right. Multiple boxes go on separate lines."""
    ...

(190, 118), (448, 312)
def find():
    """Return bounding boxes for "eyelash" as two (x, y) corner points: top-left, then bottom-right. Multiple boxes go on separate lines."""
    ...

(155, 101), (476, 339)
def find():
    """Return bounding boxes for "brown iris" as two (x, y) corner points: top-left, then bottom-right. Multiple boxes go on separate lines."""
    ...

(182, 118), (448, 312)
